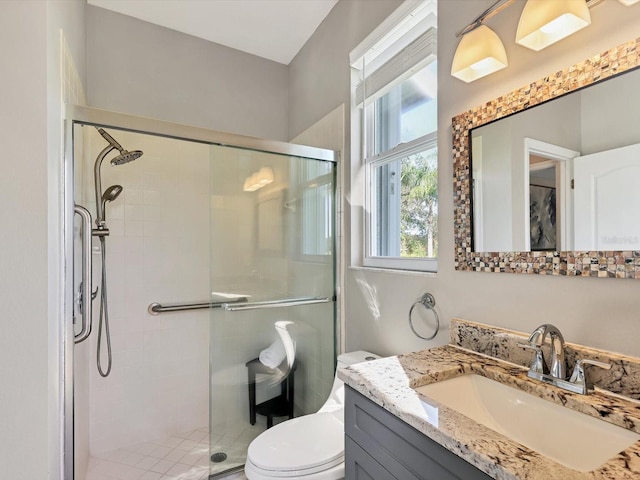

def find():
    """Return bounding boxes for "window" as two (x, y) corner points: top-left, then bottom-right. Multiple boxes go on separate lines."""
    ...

(301, 162), (334, 257)
(291, 159), (334, 260)
(351, 1), (438, 271)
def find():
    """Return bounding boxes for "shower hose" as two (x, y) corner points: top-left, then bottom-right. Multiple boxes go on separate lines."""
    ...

(97, 236), (112, 377)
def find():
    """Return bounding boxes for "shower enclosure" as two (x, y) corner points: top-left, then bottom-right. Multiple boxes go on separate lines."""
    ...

(65, 106), (337, 480)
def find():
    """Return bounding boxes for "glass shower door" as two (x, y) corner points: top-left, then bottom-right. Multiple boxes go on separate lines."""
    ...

(207, 145), (336, 478)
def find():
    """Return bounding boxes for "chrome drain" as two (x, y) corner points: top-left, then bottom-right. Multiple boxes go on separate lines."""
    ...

(210, 452), (227, 463)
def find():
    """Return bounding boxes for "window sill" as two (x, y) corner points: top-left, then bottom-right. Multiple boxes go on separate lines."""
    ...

(348, 265), (437, 277)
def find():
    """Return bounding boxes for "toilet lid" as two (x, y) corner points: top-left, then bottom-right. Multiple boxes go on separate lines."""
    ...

(248, 412), (345, 473)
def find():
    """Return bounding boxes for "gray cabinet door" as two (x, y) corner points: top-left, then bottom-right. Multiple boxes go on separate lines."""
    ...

(345, 386), (493, 480)
(345, 436), (396, 480)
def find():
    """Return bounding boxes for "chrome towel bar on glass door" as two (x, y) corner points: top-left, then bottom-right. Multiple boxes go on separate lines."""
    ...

(148, 297), (247, 315)
(222, 296), (333, 311)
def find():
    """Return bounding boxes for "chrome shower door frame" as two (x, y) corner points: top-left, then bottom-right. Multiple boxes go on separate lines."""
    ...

(61, 104), (338, 480)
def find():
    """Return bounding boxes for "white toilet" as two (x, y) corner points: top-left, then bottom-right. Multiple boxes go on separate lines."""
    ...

(244, 351), (380, 480)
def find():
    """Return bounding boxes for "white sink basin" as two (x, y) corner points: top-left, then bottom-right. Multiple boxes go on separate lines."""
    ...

(416, 374), (640, 472)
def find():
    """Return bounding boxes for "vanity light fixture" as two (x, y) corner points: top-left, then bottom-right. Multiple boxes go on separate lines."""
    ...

(451, 0), (513, 83)
(618, 0), (640, 5)
(516, 0), (591, 51)
(451, 25), (508, 83)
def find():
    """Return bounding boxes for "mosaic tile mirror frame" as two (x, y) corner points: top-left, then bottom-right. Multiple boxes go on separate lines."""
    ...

(452, 37), (640, 279)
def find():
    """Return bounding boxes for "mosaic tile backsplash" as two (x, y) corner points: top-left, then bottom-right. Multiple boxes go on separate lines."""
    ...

(450, 318), (640, 400)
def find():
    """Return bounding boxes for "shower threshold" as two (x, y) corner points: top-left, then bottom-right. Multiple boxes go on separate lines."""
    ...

(208, 464), (245, 479)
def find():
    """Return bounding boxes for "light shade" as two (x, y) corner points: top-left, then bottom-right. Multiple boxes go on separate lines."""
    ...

(619, 0), (640, 5)
(451, 25), (508, 83)
(516, 0), (591, 51)
(243, 166), (274, 192)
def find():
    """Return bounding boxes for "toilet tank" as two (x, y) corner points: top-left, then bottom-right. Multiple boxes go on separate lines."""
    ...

(319, 350), (380, 415)
(337, 350), (380, 369)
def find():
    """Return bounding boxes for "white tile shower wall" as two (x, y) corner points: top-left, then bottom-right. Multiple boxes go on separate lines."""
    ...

(81, 128), (211, 454)
(60, 30), (86, 106)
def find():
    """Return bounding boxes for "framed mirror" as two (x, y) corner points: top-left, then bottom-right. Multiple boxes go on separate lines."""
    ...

(452, 37), (640, 279)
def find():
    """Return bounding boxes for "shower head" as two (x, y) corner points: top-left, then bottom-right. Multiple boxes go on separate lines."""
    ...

(111, 150), (143, 165)
(102, 185), (123, 203)
(97, 128), (144, 166)
(94, 128), (143, 229)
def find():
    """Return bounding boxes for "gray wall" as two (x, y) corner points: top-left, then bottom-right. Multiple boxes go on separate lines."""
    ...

(0, 1), (86, 479)
(581, 70), (640, 155)
(289, 0), (640, 358)
(87, 6), (289, 141)
(288, 0), (403, 139)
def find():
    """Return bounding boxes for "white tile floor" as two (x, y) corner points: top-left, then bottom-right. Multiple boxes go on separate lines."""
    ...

(86, 427), (252, 480)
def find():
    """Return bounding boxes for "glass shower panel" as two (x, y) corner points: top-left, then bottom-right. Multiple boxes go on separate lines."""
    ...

(208, 145), (336, 478)
(72, 124), (214, 480)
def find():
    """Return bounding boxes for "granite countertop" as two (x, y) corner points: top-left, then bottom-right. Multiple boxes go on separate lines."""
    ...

(339, 344), (640, 480)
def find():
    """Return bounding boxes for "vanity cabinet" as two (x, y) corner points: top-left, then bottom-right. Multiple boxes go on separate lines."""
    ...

(345, 386), (493, 480)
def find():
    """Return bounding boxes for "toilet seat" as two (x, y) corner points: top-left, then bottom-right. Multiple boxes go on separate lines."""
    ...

(245, 458), (344, 480)
(246, 412), (345, 479)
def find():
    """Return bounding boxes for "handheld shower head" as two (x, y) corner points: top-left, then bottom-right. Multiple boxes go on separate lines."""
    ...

(100, 185), (123, 224)
(102, 184), (123, 203)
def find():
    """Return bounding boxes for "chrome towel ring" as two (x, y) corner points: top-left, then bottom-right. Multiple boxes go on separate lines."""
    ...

(408, 293), (440, 340)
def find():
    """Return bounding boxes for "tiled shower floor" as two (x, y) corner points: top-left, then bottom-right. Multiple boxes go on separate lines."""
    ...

(86, 426), (258, 480)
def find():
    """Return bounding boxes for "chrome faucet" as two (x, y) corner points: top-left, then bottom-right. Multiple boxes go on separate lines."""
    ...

(519, 324), (610, 395)
(526, 324), (566, 379)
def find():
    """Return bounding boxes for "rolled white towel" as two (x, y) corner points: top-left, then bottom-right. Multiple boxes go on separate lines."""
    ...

(259, 338), (286, 369)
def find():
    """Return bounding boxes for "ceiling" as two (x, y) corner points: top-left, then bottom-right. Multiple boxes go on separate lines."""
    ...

(87, 0), (339, 65)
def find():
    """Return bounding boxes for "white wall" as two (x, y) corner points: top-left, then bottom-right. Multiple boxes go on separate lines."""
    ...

(472, 122), (513, 252)
(86, 6), (289, 142)
(0, 1), (85, 479)
(0, 4), (49, 478)
(289, 0), (640, 358)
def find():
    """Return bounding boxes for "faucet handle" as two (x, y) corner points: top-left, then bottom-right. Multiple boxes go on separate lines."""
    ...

(568, 358), (611, 394)
(518, 342), (548, 374)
